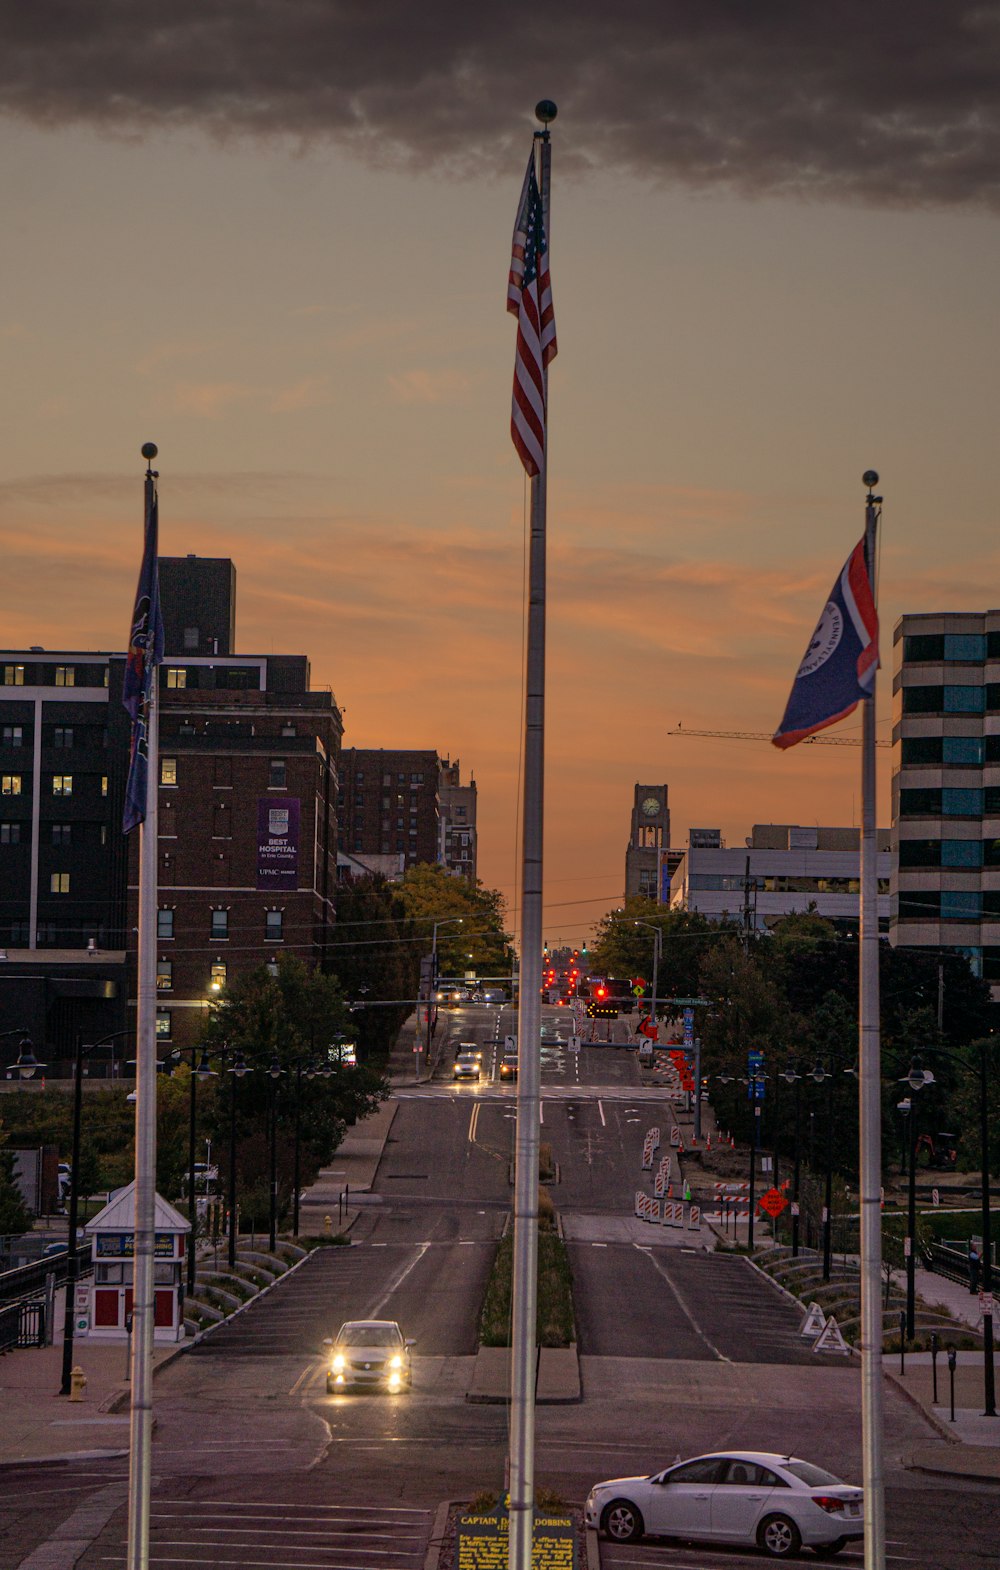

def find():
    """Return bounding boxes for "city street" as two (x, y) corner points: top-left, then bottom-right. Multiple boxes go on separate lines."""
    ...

(2, 1008), (996, 1570)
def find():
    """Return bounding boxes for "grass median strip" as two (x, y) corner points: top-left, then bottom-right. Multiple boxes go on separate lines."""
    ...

(479, 1215), (575, 1348)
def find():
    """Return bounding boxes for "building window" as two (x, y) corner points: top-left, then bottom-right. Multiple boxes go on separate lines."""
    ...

(157, 909), (174, 939)
(156, 960), (173, 990)
(50, 872), (70, 893)
(2, 774), (22, 795)
(269, 759), (287, 789)
(942, 736), (985, 766)
(1, 823), (21, 844)
(155, 1010), (172, 1039)
(941, 890), (982, 920)
(941, 839), (983, 868)
(101, 775), (108, 797)
(944, 633), (986, 662)
(265, 910), (283, 941)
(166, 667), (187, 689)
(2, 725), (23, 747)
(943, 685), (985, 714)
(54, 726), (74, 749)
(52, 774), (73, 796)
(214, 758), (232, 788)
(3, 665), (25, 685)
(211, 909), (229, 940)
(281, 724), (297, 737)
(51, 824), (71, 846)
(210, 961), (227, 993)
(54, 666), (75, 687)
(161, 758), (177, 786)
(183, 627), (199, 650)
(942, 787), (983, 816)
(902, 686), (944, 714)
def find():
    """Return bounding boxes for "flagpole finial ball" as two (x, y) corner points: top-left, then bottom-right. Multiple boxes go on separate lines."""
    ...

(535, 100), (558, 124)
(862, 469), (879, 488)
(141, 442), (158, 461)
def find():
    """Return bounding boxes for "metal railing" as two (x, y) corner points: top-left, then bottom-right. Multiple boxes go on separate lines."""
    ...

(925, 1239), (994, 1285)
(0, 1243), (92, 1308)
(0, 1296), (47, 1352)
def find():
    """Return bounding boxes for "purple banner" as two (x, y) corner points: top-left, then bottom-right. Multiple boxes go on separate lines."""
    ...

(257, 797), (300, 890)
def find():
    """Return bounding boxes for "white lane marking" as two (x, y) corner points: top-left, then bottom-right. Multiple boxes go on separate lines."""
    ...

(540, 1101), (544, 1124)
(151, 1501), (427, 1514)
(634, 1242), (732, 1364)
(598, 1099), (606, 1127)
(369, 1241), (431, 1319)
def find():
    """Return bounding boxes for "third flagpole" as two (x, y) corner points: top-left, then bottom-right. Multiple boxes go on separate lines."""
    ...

(858, 469), (885, 1570)
(126, 445), (162, 1570)
(509, 99), (556, 1570)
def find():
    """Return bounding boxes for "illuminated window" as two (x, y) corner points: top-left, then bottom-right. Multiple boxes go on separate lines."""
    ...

(101, 775), (108, 797)
(2, 774), (22, 795)
(155, 1010), (172, 1038)
(209, 961), (227, 992)
(54, 666), (75, 687)
(161, 758), (177, 786)
(3, 665), (25, 685)
(50, 872), (70, 893)
(52, 775), (73, 796)
(156, 960), (173, 990)
(166, 667), (187, 689)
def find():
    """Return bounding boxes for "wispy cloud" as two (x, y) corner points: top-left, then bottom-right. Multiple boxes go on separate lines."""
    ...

(387, 368), (480, 404)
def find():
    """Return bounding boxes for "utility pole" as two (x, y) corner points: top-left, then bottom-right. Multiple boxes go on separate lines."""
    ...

(741, 856), (756, 953)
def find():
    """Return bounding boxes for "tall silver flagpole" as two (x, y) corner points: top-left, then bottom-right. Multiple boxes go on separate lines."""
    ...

(127, 445), (161, 1570)
(509, 102), (555, 1570)
(858, 469), (884, 1570)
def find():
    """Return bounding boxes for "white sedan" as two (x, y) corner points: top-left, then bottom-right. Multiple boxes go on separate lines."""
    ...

(585, 1451), (863, 1558)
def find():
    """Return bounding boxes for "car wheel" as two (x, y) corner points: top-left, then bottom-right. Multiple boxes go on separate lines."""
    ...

(601, 1499), (644, 1543)
(813, 1540), (847, 1559)
(758, 1515), (803, 1559)
(325, 1377), (334, 1394)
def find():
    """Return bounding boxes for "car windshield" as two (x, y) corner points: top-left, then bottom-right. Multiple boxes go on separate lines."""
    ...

(781, 1460), (843, 1487)
(338, 1324), (401, 1347)
(457, 1054), (477, 1064)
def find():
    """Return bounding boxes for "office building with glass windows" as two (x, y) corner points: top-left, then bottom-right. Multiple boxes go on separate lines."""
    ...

(891, 611), (1000, 992)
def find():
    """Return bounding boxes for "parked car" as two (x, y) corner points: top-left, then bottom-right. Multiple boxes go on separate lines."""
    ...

(453, 1052), (481, 1081)
(323, 1320), (414, 1393)
(585, 1451), (863, 1558)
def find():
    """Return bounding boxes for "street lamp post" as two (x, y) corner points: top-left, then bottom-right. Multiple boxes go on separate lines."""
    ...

(226, 1050), (251, 1270)
(423, 916), (464, 1078)
(809, 1063), (836, 1281)
(781, 1067), (803, 1258)
(164, 1045), (218, 1298)
(267, 1057), (285, 1251)
(634, 916), (659, 1048)
(6, 1029), (132, 1397)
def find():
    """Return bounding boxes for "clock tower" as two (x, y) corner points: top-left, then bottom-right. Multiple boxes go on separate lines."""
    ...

(625, 784), (672, 900)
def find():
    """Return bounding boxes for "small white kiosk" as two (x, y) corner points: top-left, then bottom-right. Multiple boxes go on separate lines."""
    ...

(85, 1182), (190, 1343)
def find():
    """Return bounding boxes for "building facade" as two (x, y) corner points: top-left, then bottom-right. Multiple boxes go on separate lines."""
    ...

(1, 558), (343, 1059)
(337, 750), (477, 881)
(669, 823), (892, 933)
(625, 783), (671, 899)
(891, 611), (1000, 990)
(439, 756), (477, 882)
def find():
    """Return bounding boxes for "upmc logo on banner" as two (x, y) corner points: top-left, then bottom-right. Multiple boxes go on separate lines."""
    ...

(257, 797), (301, 889)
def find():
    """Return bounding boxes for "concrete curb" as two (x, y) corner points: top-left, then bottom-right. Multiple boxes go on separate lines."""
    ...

(424, 1499), (459, 1570)
(883, 1366), (962, 1445)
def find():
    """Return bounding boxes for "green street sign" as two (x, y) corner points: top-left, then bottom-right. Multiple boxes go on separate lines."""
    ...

(662, 996), (711, 1007)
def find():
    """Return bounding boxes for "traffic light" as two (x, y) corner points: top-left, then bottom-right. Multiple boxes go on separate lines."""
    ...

(595, 983), (607, 1001)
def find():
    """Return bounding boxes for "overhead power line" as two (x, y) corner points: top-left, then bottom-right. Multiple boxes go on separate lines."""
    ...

(668, 724), (889, 748)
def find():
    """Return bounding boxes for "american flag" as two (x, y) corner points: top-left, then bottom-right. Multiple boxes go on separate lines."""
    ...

(508, 149), (556, 477)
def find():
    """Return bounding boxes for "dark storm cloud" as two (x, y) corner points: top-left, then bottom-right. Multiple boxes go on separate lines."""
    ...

(2, 2), (999, 209)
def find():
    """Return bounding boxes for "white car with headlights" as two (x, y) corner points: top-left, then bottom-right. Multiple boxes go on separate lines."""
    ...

(585, 1451), (863, 1558)
(324, 1320), (414, 1393)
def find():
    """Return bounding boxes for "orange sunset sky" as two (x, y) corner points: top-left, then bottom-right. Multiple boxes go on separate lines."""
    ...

(1, 6), (998, 947)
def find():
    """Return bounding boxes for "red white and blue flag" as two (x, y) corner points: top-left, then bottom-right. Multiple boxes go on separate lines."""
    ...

(508, 148), (556, 477)
(772, 536), (878, 749)
(122, 476), (165, 832)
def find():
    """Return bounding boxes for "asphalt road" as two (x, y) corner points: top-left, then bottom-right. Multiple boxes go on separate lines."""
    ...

(3, 1005), (996, 1570)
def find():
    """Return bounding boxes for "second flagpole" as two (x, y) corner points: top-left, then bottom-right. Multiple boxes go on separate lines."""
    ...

(509, 102), (555, 1570)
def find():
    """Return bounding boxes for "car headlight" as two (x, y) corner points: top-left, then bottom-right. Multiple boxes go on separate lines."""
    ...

(389, 1354), (402, 1369)
(331, 1353), (345, 1372)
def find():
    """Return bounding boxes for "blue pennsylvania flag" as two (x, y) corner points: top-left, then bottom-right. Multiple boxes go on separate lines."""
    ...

(122, 476), (164, 832)
(772, 536), (878, 749)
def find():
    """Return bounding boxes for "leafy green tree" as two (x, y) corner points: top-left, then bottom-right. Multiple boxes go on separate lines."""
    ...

(329, 875), (417, 1057)
(0, 1125), (33, 1234)
(400, 863), (514, 978)
(587, 899), (719, 1000)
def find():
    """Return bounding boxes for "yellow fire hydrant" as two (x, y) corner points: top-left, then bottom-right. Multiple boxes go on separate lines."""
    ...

(69, 1365), (87, 1402)
(324, 1214), (332, 1234)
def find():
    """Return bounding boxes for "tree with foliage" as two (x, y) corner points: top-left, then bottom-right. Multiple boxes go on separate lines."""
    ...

(200, 956), (389, 1227)
(330, 874), (418, 1057)
(587, 898), (720, 1001)
(400, 863), (514, 979)
(0, 1123), (33, 1234)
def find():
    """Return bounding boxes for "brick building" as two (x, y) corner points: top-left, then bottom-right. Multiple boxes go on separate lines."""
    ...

(337, 749), (478, 883)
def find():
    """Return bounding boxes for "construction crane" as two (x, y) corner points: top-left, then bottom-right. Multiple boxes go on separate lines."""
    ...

(668, 724), (889, 748)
